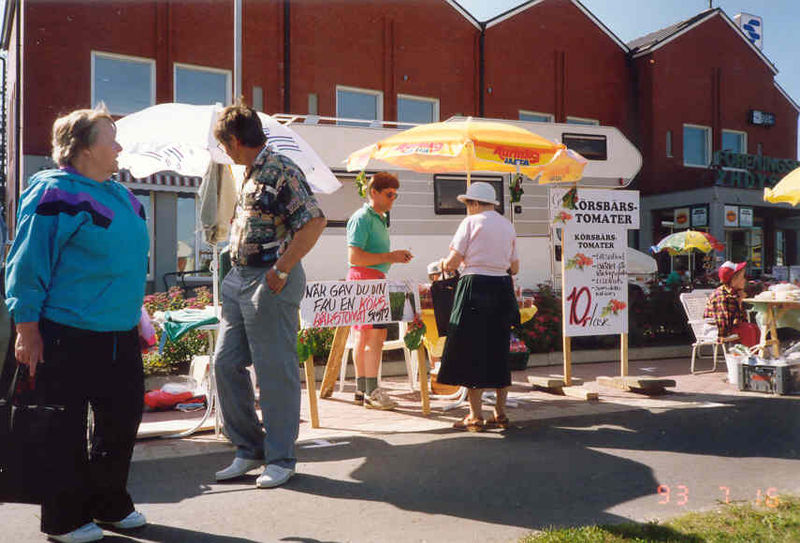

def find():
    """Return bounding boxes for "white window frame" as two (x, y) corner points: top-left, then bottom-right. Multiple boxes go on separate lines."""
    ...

(335, 85), (384, 122)
(566, 116), (600, 125)
(721, 129), (748, 154)
(397, 93), (439, 124)
(519, 110), (554, 123)
(173, 62), (232, 105)
(682, 123), (712, 168)
(91, 51), (156, 115)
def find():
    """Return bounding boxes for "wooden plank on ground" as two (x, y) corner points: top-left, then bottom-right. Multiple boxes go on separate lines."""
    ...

(597, 375), (676, 394)
(562, 386), (599, 401)
(319, 326), (350, 398)
(528, 376), (584, 389)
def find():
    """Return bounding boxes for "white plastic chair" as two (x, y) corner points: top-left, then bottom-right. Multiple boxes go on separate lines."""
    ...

(338, 322), (418, 392)
(679, 290), (739, 374)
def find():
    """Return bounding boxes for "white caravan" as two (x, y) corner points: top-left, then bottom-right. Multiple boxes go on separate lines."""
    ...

(277, 115), (644, 290)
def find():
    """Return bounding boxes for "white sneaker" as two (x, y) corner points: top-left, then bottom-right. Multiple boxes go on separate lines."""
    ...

(215, 457), (264, 481)
(256, 464), (295, 488)
(49, 523), (104, 543)
(364, 387), (398, 410)
(96, 510), (146, 529)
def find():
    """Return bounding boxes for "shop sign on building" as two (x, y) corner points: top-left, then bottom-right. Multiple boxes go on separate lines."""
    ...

(739, 207), (754, 228)
(748, 109), (775, 126)
(713, 150), (800, 190)
(691, 206), (708, 227)
(549, 188), (639, 229)
(724, 205), (739, 227)
(673, 207), (690, 229)
(562, 225), (627, 337)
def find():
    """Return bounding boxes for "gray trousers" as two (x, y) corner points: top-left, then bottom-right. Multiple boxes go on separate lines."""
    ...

(214, 264), (304, 469)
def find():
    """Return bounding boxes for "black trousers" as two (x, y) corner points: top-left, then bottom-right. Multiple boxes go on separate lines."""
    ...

(37, 319), (144, 535)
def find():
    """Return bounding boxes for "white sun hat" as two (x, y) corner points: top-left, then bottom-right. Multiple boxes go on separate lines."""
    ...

(456, 182), (499, 206)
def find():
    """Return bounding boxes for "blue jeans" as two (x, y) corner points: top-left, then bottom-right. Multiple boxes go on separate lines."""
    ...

(214, 265), (305, 469)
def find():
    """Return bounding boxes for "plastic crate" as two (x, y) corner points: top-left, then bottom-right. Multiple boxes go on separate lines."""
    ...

(738, 362), (800, 395)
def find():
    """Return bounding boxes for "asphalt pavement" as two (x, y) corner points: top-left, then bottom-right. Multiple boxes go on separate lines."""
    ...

(2, 358), (799, 542)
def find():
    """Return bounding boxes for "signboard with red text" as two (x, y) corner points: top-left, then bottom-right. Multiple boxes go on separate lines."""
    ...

(562, 226), (628, 337)
(300, 280), (420, 328)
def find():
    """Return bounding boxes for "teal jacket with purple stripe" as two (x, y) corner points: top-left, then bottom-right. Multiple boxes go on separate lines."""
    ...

(5, 169), (149, 331)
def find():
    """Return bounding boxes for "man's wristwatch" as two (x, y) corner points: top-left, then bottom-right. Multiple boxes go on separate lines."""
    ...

(273, 266), (289, 280)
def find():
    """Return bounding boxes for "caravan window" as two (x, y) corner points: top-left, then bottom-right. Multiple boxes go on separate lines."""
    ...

(315, 172), (369, 227)
(561, 133), (607, 161)
(433, 175), (504, 215)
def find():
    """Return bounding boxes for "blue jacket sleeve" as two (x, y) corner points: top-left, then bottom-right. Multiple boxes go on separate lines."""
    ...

(4, 181), (86, 323)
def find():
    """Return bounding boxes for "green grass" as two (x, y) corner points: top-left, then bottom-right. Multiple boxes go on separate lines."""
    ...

(521, 496), (800, 542)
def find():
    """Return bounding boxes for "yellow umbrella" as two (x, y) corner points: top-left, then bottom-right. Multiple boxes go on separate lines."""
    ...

(764, 166), (800, 206)
(346, 118), (586, 184)
(532, 148), (588, 184)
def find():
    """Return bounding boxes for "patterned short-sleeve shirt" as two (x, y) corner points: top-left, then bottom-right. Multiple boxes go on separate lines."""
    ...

(229, 147), (324, 267)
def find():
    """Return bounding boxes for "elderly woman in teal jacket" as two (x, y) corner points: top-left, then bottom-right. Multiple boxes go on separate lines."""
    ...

(5, 105), (149, 543)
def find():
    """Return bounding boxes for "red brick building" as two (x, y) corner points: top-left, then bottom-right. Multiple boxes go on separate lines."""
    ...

(2, 0), (798, 283)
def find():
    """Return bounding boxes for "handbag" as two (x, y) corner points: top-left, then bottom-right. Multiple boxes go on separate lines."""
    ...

(0, 362), (66, 505)
(430, 262), (460, 337)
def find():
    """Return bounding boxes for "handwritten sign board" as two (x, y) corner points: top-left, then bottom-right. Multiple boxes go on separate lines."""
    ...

(562, 225), (628, 337)
(550, 188), (640, 229)
(300, 280), (420, 328)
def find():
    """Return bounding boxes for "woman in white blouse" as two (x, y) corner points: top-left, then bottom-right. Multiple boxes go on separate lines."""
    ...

(437, 182), (520, 432)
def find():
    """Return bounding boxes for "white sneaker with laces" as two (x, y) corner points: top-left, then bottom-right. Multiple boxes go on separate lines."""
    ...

(96, 510), (147, 530)
(256, 464), (295, 488)
(215, 457), (264, 481)
(48, 522), (104, 543)
(364, 387), (398, 410)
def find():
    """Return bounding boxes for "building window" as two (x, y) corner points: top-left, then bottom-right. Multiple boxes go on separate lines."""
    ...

(91, 51), (155, 115)
(433, 175), (504, 215)
(252, 86), (264, 111)
(314, 172), (367, 227)
(561, 133), (607, 161)
(519, 110), (554, 123)
(566, 116), (599, 125)
(666, 130), (673, 157)
(336, 85), (383, 125)
(721, 129), (747, 154)
(397, 95), (439, 125)
(177, 194), (199, 272)
(683, 124), (711, 167)
(174, 64), (231, 105)
(757, 143), (763, 155)
(776, 230), (786, 267)
(133, 191), (154, 280)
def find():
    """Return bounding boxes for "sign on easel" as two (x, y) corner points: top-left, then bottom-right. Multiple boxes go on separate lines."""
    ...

(300, 280), (420, 328)
(562, 226), (628, 337)
(549, 188), (639, 387)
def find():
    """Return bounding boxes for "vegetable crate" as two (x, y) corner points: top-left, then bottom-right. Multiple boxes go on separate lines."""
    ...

(737, 362), (800, 395)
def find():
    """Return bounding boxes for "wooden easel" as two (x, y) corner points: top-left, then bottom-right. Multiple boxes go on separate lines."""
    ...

(315, 325), (431, 418)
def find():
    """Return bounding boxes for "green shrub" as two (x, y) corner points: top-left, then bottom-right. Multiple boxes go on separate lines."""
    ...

(142, 287), (212, 376)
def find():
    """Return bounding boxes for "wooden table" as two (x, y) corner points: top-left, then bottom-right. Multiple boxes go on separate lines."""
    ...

(743, 298), (800, 357)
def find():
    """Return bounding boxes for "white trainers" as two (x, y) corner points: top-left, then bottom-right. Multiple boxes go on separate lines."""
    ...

(96, 510), (146, 530)
(364, 387), (397, 410)
(49, 522), (104, 543)
(256, 464), (295, 488)
(215, 457), (264, 481)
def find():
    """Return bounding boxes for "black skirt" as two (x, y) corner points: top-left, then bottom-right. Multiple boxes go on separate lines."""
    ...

(437, 274), (518, 389)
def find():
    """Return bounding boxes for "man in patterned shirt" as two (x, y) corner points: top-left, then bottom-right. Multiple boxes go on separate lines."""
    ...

(212, 103), (326, 489)
(704, 260), (759, 346)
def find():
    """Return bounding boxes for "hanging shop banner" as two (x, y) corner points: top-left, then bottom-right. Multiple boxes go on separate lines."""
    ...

(739, 207), (754, 228)
(772, 266), (789, 282)
(673, 207), (690, 229)
(724, 205), (739, 227)
(790, 266), (800, 283)
(550, 188), (639, 229)
(691, 206), (708, 227)
(562, 225), (628, 337)
(300, 280), (420, 328)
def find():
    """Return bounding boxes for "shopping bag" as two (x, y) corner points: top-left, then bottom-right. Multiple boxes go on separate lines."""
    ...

(430, 268), (459, 337)
(0, 364), (66, 504)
